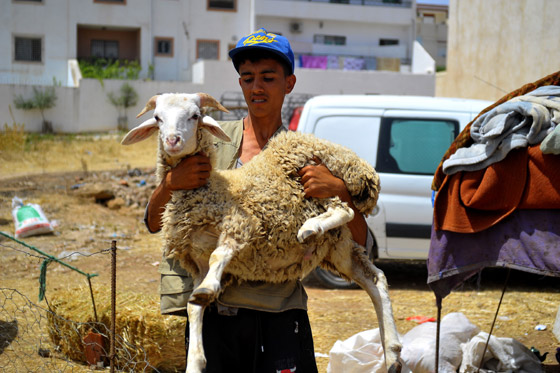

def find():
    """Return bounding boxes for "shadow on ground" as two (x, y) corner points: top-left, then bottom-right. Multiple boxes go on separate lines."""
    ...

(305, 260), (560, 294)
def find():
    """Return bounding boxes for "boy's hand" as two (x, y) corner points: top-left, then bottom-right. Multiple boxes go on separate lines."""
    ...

(165, 153), (212, 191)
(298, 157), (349, 201)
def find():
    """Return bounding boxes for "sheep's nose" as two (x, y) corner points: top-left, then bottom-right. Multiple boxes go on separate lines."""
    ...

(166, 135), (180, 147)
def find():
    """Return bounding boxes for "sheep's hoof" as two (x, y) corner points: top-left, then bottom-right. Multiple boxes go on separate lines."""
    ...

(297, 225), (324, 242)
(297, 229), (315, 242)
(297, 220), (324, 242)
(189, 287), (215, 306)
(388, 362), (402, 373)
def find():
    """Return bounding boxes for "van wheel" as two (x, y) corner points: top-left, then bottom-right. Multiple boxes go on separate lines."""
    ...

(312, 268), (359, 289)
(311, 242), (378, 289)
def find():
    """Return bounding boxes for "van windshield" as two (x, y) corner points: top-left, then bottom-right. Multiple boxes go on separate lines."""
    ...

(377, 118), (458, 175)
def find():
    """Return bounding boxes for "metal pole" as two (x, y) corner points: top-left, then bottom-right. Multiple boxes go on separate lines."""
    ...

(435, 296), (442, 373)
(477, 268), (511, 372)
(110, 240), (117, 373)
(87, 276), (99, 323)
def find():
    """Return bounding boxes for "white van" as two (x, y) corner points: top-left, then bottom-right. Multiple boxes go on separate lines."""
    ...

(297, 95), (492, 287)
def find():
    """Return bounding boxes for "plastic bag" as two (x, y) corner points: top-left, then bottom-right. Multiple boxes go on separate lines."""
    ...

(459, 332), (544, 372)
(11, 197), (54, 238)
(327, 328), (403, 373)
(401, 312), (480, 373)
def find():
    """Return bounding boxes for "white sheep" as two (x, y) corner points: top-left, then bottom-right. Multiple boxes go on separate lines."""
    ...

(121, 92), (403, 373)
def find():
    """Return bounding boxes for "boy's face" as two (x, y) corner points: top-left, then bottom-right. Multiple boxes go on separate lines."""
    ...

(238, 58), (296, 121)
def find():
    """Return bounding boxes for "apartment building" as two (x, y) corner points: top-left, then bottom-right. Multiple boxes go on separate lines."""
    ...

(2, 0), (425, 86)
(416, 0), (448, 70)
(2, 0), (438, 133)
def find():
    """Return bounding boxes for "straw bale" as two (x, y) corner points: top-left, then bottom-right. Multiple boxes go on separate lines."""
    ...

(47, 286), (186, 372)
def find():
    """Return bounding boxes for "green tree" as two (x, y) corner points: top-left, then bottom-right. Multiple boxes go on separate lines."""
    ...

(14, 79), (59, 133)
(108, 83), (139, 131)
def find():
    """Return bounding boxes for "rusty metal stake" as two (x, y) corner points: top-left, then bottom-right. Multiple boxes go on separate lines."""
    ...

(110, 240), (117, 373)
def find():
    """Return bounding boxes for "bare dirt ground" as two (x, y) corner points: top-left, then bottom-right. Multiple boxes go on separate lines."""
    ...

(1, 133), (559, 372)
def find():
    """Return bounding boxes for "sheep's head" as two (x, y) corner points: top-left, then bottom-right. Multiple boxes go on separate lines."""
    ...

(121, 93), (230, 159)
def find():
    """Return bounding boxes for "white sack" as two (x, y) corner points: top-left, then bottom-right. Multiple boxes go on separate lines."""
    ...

(327, 328), (410, 373)
(459, 332), (544, 373)
(11, 196), (54, 238)
(401, 312), (480, 373)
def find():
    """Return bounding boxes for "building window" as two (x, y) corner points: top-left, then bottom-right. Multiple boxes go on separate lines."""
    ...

(422, 14), (436, 24)
(155, 37), (174, 57)
(380, 39), (399, 46)
(208, 0), (236, 11)
(313, 34), (346, 46)
(91, 39), (119, 59)
(14, 36), (42, 62)
(197, 40), (219, 60)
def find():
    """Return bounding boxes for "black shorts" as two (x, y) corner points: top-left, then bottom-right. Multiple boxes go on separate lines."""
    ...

(186, 307), (318, 373)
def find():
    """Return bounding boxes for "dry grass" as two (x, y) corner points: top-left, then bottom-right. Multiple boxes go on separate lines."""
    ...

(0, 131), (158, 179)
(47, 287), (185, 372)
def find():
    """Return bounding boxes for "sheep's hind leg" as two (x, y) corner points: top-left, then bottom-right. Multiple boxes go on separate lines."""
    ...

(190, 243), (236, 306)
(328, 248), (403, 372)
(297, 205), (354, 242)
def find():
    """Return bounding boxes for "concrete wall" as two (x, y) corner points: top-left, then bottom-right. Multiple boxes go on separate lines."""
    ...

(437, 0), (560, 101)
(1, 60), (435, 133)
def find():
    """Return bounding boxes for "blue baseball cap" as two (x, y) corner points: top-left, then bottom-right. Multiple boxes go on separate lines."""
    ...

(229, 28), (295, 75)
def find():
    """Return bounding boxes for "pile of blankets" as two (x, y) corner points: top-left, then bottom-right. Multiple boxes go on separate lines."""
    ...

(427, 72), (560, 298)
(434, 85), (560, 233)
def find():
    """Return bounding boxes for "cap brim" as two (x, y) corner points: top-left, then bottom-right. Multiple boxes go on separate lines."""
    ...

(229, 45), (293, 74)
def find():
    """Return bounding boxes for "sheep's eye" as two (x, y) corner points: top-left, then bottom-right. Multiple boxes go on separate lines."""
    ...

(192, 114), (200, 121)
(154, 115), (161, 122)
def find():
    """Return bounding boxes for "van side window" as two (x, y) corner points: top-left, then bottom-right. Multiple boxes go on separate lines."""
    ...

(377, 118), (458, 175)
(313, 115), (381, 167)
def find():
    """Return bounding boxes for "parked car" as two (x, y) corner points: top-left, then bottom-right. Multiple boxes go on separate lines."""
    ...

(298, 94), (493, 288)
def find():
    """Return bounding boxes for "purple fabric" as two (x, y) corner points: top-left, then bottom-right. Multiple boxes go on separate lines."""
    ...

(343, 57), (365, 71)
(327, 55), (340, 69)
(300, 55), (328, 69)
(428, 209), (560, 299)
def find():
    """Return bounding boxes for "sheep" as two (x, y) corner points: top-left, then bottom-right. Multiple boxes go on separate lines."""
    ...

(121, 92), (403, 373)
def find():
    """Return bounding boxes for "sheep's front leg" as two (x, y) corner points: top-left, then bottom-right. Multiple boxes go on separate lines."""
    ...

(190, 243), (236, 306)
(297, 205), (354, 242)
(186, 302), (207, 373)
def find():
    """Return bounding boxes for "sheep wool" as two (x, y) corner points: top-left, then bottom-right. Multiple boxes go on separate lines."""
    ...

(162, 130), (380, 283)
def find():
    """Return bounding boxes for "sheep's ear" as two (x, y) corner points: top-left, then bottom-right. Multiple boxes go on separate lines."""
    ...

(121, 118), (158, 145)
(201, 116), (231, 142)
